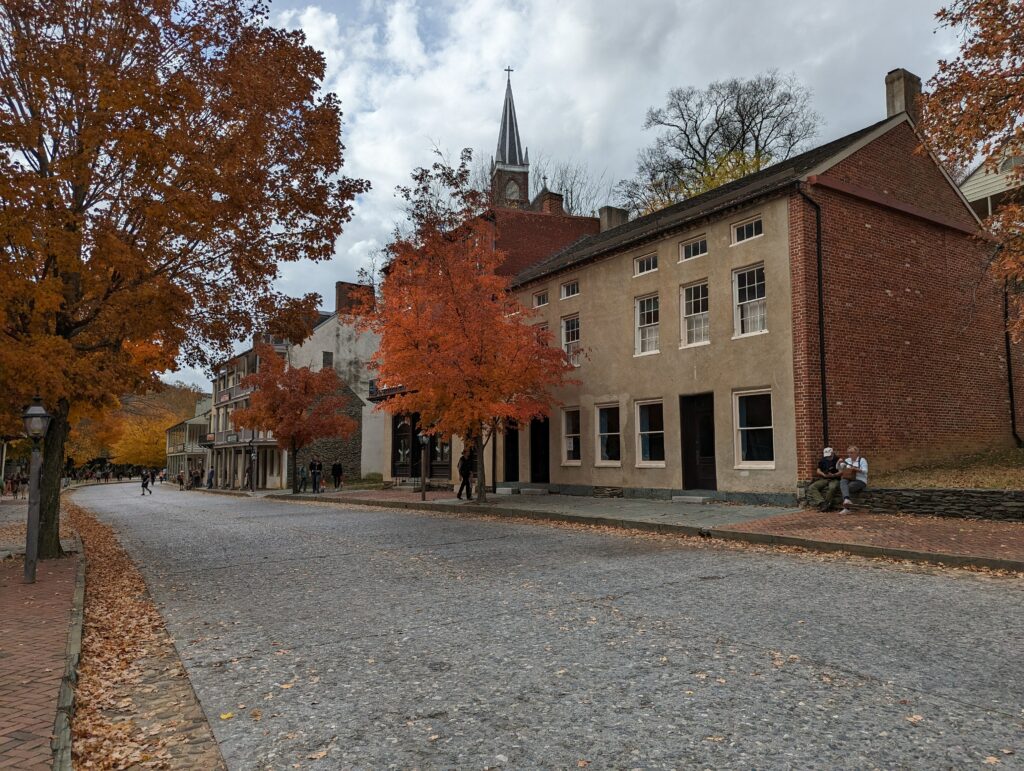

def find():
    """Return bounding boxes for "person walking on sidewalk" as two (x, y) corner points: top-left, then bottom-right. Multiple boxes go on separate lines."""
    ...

(806, 447), (841, 511)
(456, 447), (473, 501)
(309, 455), (323, 494)
(838, 446), (868, 514)
(298, 464), (309, 492)
(141, 470), (153, 495)
(331, 459), (344, 491)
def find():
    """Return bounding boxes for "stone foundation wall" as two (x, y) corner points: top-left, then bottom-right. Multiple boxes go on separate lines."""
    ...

(287, 388), (364, 487)
(859, 488), (1024, 522)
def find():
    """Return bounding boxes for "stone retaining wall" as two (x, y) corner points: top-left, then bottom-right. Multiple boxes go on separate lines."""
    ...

(859, 488), (1024, 522)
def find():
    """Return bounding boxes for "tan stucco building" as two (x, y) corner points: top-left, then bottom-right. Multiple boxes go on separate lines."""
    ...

(508, 195), (799, 496)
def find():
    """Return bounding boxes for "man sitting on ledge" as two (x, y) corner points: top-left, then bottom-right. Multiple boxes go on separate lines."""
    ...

(806, 447), (841, 511)
(838, 445), (869, 515)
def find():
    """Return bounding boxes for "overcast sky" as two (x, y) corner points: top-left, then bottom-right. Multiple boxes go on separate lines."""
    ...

(168, 0), (957, 387)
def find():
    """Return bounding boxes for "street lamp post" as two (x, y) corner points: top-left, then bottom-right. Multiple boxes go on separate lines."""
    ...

(22, 397), (51, 584)
(418, 434), (429, 501)
(248, 436), (256, 493)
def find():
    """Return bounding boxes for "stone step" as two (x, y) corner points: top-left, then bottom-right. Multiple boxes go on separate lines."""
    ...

(520, 487), (549, 496)
(495, 487), (516, 495)
(672, 495), (711, 504)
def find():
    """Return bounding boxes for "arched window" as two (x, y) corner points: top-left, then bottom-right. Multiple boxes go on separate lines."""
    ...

(505, 179), (520, 201)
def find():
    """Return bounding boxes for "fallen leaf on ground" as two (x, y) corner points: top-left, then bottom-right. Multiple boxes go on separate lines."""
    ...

(220, 712), (234, 720)
(906, 714), (924, 724)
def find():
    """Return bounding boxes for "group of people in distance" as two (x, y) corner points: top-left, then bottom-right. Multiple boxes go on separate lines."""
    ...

(2, 472), (28, 498)
(806, 445), (868, 514)
(297, 455), (345, 494)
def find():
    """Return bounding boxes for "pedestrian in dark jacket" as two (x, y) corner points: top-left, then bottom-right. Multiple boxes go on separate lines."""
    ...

(456, 448), (473, 501)
(141, 471), (152, 495)
(309, 456), (323, 493)
(331, 460), (343, 491)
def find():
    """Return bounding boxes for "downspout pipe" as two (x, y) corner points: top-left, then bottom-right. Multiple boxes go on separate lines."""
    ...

(798, 186), (829, 449)
(1003, 274), (1023, 447)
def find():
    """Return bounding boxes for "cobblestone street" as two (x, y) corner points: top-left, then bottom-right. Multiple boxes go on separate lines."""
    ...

(72, 484), (1023, 769)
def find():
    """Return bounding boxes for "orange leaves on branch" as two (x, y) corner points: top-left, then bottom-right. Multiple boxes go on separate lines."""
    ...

(359, 150), (576, 447)
(919, 0), (1024, 336)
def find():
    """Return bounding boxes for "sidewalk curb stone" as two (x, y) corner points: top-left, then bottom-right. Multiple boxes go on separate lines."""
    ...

(268, 493), (1024, 573)
(52, 535), (85, 771)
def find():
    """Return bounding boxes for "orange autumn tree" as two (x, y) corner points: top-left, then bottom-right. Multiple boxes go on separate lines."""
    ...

(360, 150), (576, 502)
(0, 0), (367, 557)
(232, 344), (357, 493)
(919, 0), (1024, 336)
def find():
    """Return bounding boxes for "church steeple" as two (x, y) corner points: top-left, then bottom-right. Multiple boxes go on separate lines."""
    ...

(491, 68), (529, 208)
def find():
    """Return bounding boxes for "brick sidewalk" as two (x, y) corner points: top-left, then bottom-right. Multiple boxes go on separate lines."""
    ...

(720, 509), (1024, 565)
(0, 556), (78, 770)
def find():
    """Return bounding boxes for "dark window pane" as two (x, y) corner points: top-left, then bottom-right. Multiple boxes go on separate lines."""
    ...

(600, 407), (619, 434)
(741, 428), (774, 461)
(642, 432), (665, 461)
(601, 434), (620, 461)
(738, 394), (772, 428)
(565, 410), (580, 436)
(640, 403), (664, 432)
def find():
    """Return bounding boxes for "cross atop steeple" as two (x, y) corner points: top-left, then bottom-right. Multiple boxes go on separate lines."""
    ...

(504, 66), (513, 80)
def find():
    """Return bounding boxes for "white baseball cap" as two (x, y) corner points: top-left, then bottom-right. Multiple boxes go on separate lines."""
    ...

(823, 447), (834, 457)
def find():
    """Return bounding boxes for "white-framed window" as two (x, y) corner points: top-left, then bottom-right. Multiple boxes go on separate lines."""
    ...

(635, 400), (665, 466)
(595, 404), (621, 465)
(682, 281), (710, 346)
(533, 290), (549, 307)
(561, 314), (581, 365)
(560, 279), (580, 299)
(734, 389), (774, 467)
(563, 408), (581, 464)
(635, 294), (660, 355)
(732, 216), (763, 244)
(633, 253), (658, 276)
(680, 236), (708, 261)
(733, 264), (767, 336)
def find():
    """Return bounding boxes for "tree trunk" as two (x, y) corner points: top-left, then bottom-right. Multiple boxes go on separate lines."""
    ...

(475, 433), (486, 503)
(39, 398), (70, 559)
(291, 439), (299, 494)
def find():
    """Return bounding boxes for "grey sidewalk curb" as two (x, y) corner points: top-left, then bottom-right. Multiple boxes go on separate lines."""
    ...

(52, 535), (85, 771)
(268, 493), (1024, 574)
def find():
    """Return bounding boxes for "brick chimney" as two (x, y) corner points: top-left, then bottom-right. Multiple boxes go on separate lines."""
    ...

(335, 281), (370, 315)
(599, 206), (629, 232)
(537, 190), (565, 215)
(885, 68), (922, 123)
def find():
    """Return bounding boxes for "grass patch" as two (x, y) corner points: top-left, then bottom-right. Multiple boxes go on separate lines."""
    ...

(872, 447), (1024, 490)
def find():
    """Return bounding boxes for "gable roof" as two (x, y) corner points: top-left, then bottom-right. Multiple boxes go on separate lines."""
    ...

(513, 115), (899, 287)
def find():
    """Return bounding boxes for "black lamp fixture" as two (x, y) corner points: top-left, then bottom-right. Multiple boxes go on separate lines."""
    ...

(22, 396), (51, 441)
